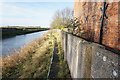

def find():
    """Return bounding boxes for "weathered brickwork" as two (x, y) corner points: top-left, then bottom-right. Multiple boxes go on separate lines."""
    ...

(74, 1), (119, 50)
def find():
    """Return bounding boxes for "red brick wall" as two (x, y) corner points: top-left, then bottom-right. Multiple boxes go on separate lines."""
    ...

(74, 1), (120, 50)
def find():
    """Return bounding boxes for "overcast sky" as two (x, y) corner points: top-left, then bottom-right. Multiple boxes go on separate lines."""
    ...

(0, 1), (73, 27)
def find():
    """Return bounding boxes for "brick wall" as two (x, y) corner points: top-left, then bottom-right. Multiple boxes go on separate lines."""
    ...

(74, 1), (119, 50)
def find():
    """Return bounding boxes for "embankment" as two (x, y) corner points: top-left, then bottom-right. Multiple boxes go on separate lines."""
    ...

(1, 30), (71, 79)
(1, 27), (49, 39)
(60, 30), (119, 78)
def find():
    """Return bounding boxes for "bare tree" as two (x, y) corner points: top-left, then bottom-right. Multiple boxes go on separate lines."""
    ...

(50, 8), (73, 29)
(61, 8), (73, 26)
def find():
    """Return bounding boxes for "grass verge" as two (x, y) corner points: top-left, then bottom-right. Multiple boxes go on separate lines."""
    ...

(2, 30), (71, 79)
(2, 30), (55, 78)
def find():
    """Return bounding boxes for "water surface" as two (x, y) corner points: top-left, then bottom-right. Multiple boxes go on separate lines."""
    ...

(2, 30), (48, 56)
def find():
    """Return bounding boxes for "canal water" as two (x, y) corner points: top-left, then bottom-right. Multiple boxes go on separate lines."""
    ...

(1, 30), (48, 56)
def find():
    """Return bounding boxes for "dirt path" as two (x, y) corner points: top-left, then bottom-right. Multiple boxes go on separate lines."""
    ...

(48, 41), (71, 79)
(48, 43), (60, 78)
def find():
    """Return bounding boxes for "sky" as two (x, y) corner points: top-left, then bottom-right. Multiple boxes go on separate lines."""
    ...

(0, 1), (74, 27)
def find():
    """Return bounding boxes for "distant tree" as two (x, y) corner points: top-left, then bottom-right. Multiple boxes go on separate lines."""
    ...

(50, 8), (73, 29)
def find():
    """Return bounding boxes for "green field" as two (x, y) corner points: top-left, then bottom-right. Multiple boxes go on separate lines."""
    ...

(1, 27), (50, 39)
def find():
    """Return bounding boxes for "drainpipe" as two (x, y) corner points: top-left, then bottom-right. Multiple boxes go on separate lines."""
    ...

(99, 1), (106, 44)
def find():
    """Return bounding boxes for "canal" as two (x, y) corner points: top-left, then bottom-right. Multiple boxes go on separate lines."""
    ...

(1, 30), (48, 56)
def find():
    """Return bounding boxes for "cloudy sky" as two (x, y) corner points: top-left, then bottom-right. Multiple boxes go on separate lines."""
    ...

(0, 1), (73, 27)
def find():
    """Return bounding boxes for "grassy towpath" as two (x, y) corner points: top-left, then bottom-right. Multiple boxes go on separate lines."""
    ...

(48, 32), (71, 79)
